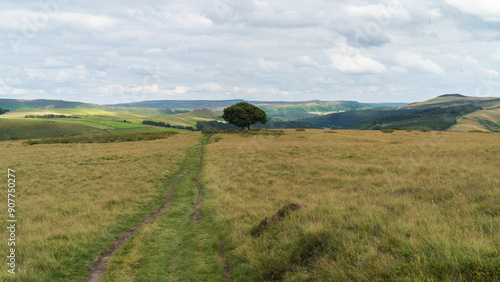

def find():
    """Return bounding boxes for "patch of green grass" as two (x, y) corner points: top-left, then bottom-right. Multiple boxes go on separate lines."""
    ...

(103, 134), (224, 281)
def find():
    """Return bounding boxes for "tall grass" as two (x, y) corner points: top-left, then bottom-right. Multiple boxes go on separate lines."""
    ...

(201, 129), (500, 280)
(0, 133), (199, 281)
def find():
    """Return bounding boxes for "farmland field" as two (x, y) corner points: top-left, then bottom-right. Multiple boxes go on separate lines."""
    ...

(0, 129), (499, 281)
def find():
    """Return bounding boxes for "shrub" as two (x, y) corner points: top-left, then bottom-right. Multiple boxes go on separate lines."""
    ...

(23, 131), (177, 145)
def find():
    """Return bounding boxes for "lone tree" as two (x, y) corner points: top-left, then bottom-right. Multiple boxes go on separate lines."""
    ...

(222, 102), (267, 130)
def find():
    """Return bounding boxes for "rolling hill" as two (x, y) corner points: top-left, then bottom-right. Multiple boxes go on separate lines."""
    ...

(108, 99), (372, 120)
(0, 99), (102, 111)
(0, 106), (221, 140)
(299, 95), (500, 132)
(399, 94), (500, 110)
(399, 94), (500, 132)
(1, 95), (498, 140)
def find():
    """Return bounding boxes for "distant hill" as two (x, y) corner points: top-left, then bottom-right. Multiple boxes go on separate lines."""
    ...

(398, 95), (500, 110)
(299, 107), (406, 129)
(399, 95), (500, 132)
(351, 105), (482, 131)
(2, 96), (498, 133)
(108, 99), (371, 120)
(107, 99), (246, 109)
(0, 99), (102, 111)
(254, 101), (371, 120)
(366, 102), (407, 108)
(298, 95), (499, 131)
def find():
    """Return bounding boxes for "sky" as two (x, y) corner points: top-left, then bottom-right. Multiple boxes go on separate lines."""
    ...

(1, 0), (500, 104)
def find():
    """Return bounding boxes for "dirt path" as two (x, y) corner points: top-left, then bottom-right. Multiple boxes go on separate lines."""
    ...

(84, 151), (191, 282)
(219, 238), (231, 282)
(190, 147), (204, 222)
(85, 136), (231, 281)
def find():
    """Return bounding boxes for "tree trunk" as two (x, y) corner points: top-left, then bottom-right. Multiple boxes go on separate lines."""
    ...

(247, 125), (250, 130)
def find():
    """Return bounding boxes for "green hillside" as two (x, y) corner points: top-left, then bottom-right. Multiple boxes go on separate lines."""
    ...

(299, 107), (406, 129)
(255, 101), (370, 120)
(351, 105), (482, 131)
(0, 107), (221, 140)
(450, 107), (500, 132)
(399, 95), (500, 131)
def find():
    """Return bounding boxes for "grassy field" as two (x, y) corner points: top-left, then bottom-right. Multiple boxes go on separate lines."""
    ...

(0, 133), (199, 281)
(201, 129), (499, 280)
(0, 129), (498, 280)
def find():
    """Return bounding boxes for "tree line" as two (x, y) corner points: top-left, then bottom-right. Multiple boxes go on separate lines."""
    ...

(142, 120), (196, 131)
(24, 114), (81, 118)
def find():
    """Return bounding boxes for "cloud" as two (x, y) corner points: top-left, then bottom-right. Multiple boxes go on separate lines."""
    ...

(396, 53), (445, 75)
(256, 58), (279, 72)
(444, 0), (500, 22)
(291, 56), (319, 68)
(325, 45), (387, 74)
(43, 57), (72, 68)
(142, 48), (164, 56)
(56, 12), (118, 31)
(493, 49), (500, 60)
(0, 0), (499, 103)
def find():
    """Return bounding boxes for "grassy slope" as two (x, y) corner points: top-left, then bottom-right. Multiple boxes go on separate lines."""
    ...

(202, 130), (500, 280)
(0, 133), (199, 281)
(450, 107), (500, 132)
(148, 109), (221, 127)
(0, 119), (106, 140)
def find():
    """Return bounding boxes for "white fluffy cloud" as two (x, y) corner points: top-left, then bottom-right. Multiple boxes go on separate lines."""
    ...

(396, 53), (445, 75)
(325, 45), (387, 74)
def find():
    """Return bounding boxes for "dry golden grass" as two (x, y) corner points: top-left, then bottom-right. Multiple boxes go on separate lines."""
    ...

(201, 129), (500, 280)
(0, 133), (199, 281)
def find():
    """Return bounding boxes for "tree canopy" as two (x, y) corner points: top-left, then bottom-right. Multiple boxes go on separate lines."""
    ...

(222, 102), (267, 130)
